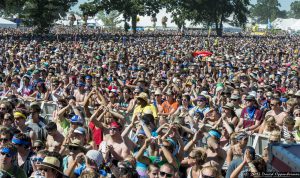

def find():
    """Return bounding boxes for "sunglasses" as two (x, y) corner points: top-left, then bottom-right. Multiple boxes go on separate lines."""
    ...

(198, 100), (205, 102)
(31, 157), (43, 163)
(0, 152), (11, 158)
(38, 168), (52, 172)
(33, 146), (43, 150)
(109, 128), (119, 131)
(202, 174), (215, 178)
(0, 107), (6, 110)
(295, 113), (300, 117)
(118, 167), (129, 174)
(0, 138), (9, 142)
(69, 146), (79, 151)
(159, 171), (173, 178)
(188, 156), (196, 159)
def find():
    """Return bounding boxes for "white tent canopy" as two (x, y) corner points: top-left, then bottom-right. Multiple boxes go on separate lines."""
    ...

(272, 18), (300, 31)
(0, 18), (17, 28)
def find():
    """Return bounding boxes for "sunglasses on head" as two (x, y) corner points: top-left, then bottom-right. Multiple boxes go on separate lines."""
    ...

(159, 171), (173, 178)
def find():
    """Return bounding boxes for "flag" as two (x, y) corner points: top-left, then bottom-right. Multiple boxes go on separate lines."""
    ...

(208, 26), (212, 37)
(267, 18), (272, 30)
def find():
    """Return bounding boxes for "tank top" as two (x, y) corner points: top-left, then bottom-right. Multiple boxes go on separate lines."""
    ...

(187, 167), (201, 178)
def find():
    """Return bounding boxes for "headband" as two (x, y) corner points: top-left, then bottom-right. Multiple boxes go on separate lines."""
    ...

(12, 137), (30, 146)
(13, 112), (26, 119)
(1, 147), (15, 157)
(208, 130), (221, 140)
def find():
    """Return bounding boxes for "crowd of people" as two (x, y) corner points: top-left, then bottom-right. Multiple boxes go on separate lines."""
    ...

(0, 27), (299, 178)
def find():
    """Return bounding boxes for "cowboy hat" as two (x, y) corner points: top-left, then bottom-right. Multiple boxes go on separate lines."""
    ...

(37, 156), (64, 175)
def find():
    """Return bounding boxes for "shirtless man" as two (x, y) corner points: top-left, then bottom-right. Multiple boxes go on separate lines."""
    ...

(74, 82), (87, 105)
(45, 122), (65, 152)
(203, 129), (227, 170)
(100, 121), (130, 162)
(265, 98), (288, 127)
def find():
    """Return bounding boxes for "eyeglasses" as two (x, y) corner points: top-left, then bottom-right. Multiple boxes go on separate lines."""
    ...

(0, 107), (6, 111)
(31, 157), (43, 163)
(38, 168), (52, 172)
(201, 174), (215, 178)
(159, 171), (173, 178)
(109, 128), (119, 131)
(33, 146), (43, 150)
(118, 167), (129, 174)
(0, 152), (11, 158)
(69, 146), (79, 151)
(0, 138), (9, 143)
(188, 156), (196, 159)
(294, 113), (300, 117)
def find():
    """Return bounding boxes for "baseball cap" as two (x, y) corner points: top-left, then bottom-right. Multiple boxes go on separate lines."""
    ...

(70, 115), (84, 124)
(74, 127), (86, 135)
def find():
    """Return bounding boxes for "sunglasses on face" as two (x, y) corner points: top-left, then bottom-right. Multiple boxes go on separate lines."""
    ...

(0, 152), (11, 158)
(0, 107), (6, 111)
(202, 174), (215, 178)
(31, 157), (43, 163)
(295, 113), (300, 117)
(33, 146), (43, 150)
(118, 167), (129, 174)
(69, 146), (79, 151)
(159, 171), (173, 178)
(109, 128), (119, 131)
(0, 138), (9, 142)
(38, 168), (52, 173)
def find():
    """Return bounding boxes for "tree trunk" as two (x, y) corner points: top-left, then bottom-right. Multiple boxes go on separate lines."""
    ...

(131, 15), (137, 33)
(215, 22), (223, 37)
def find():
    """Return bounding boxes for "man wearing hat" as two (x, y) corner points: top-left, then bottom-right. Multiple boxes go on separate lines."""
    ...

(236, 95), (262, 133)
(37, 153), (66, 178)
(133, 92), (157, 119)
(99, 121), (131, 162)
(0, 143), (27, 178)
(230, 94), (242, 118)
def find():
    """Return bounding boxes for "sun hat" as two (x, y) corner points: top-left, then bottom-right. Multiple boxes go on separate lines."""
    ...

(136, 92), (148, 103)
(37, 156), (64, 174)
(86, 150), (103, 168)
(222, 103), (235, 111)
(64, 139), (86, 152)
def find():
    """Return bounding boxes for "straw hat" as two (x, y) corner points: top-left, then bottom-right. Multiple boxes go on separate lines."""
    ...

(37, 156), (64, 175)
(64, 139), (86, 152)
(136, 92), (148, 103)
(222, 103), (234, 111)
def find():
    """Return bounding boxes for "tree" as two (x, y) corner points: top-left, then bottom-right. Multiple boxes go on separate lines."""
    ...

(250, 0), (282, 23)
(81, 0), (163, 33)
(0, 0), (26, 16)
(22, 0), (77, 33)
(97, 10), (122, 28)
(290, 1), (300, 18)
(164, 0), (250, 36)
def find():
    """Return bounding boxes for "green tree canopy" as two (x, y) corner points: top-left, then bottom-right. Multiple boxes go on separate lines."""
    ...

(163, 0), (250, 36)
(97, 10), (122, 28)
(290, 1), (300, 19)
(81, 0), (163, 33)
(250, 0), (287, 23)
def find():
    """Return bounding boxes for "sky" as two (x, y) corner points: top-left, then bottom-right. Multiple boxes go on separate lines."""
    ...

(71, 0), (297, 13)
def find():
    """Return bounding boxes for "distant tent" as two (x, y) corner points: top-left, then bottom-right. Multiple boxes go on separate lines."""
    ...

(0, 18), (17, 28)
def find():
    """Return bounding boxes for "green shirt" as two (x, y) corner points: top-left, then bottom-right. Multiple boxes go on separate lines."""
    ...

(7, 165), (27, 178)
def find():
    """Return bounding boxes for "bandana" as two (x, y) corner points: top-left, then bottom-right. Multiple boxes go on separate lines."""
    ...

(247, 106), (256, 120)
(12, 137), (30, 146)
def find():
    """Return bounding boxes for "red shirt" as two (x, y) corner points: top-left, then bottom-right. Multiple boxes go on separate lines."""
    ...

(241, 107), (262, 129)
(89, 122), (103, 147)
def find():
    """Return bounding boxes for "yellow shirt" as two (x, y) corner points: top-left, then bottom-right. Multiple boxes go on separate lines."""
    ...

(133, 104), (158, 119)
